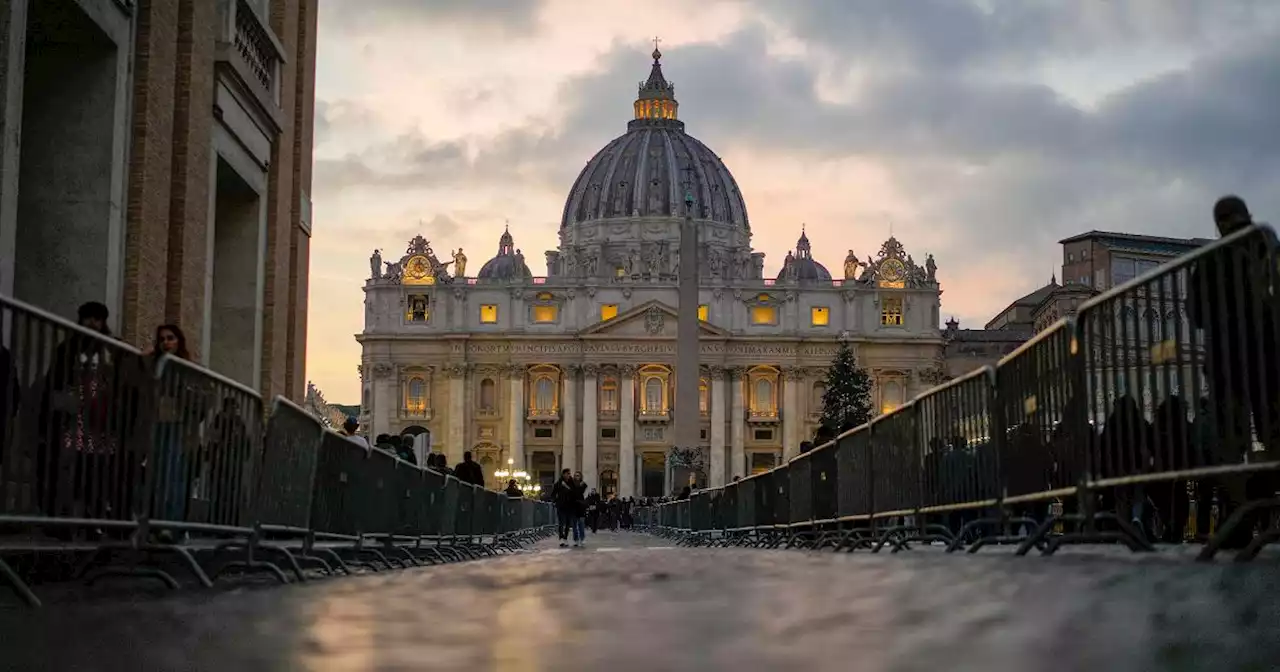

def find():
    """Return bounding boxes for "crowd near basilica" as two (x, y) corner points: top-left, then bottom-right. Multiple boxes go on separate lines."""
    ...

(357, 48), (947, 498)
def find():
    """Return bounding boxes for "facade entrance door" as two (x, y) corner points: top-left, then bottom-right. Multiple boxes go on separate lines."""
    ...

(641, 452), (665, 498)
(600, 470), (618, 499)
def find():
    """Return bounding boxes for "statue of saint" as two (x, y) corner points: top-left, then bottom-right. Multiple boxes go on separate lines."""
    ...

(926, 254), (937, 283)
(452, 248), (467, 278)
(371, 249), (383, 279)
(515, 248), (526, 270)
(843, 250), (859, 280)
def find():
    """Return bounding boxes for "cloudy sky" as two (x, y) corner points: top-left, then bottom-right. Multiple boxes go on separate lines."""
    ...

(307, 0), (1280, 402)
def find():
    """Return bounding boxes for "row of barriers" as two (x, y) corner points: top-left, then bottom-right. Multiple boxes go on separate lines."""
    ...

(640, 224), (1280, 561)
(0, 295), (556, 607)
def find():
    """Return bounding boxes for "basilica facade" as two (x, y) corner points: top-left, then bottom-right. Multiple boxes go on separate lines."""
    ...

(358, 48), (946, 497)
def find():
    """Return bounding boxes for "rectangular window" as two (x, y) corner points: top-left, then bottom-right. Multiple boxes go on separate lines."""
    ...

(753, 428), (774, 441)
(601, 304), (619, 321)
(479, 304), (498, 323)
(700, 428), (708, 441)
(1111, 257), (1137, 286)
(880, 297), (904, 326)
(642, 426), (665, 442)
(533, 427), (554, 439)
(600, 427), (618, 439)
(532, 305), (558, 323)
(810, 306), (830, 326)
(698, 304), (708, 321)
(750, 305), (777, 325)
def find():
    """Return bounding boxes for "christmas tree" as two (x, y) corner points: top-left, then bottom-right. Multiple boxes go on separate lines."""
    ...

(817, 339), (873, 440)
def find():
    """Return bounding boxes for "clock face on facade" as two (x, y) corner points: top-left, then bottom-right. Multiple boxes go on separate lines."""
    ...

(880, 258), (906, 282)
(404, 255), (433, 283)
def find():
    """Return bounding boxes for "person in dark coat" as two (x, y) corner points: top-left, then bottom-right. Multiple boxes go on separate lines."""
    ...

(585, 488), (602, 533)
(504, 479), (523, 498)
(455, 451), (485, 487)
(551, 468), (583, 547)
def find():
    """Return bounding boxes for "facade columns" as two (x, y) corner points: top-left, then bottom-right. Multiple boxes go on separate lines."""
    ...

(369, 362), (395, 438)
(619, 364), (637, 498)
(581, 365), (599, 486)
(778, 366), (798, 460)
(507, 365), (525, 469)
(446, 364), (467, 465)
(782, 367), (802, 461)
(710, 366), (726, 487)
(729, 367), (745, 479)
(561, 364), (579, 472)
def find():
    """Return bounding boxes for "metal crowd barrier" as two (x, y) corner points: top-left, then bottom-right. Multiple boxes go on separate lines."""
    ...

(0, 294), (555, 607)
(637, 223), (1280, 560)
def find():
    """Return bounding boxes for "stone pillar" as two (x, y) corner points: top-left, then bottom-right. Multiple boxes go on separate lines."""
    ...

(674, 199), (701, 448)
(582, 365), (599, 486)
(782, 367), (802, 461)
(561, 365), (578, 473)
(710, 366), (727, 487)
(507, 365), (525, 469)
(446, 364), (467, 465)
(370, 362), (395, 438)
(730, 367), (745, 479)
(619, 364), (637, 497)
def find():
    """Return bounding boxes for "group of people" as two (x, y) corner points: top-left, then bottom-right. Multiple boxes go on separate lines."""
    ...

(550, 469), (643, 546)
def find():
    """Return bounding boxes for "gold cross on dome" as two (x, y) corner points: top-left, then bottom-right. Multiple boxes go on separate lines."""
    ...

(653, 36), (662, 51)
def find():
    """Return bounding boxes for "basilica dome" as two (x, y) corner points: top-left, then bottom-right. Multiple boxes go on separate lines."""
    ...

(560, 48), (749, 234)
(477, 226), (533, 282)
(777, 229), (833, 282)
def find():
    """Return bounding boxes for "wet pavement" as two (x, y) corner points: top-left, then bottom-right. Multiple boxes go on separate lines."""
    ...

(2, 531), (1279, 671)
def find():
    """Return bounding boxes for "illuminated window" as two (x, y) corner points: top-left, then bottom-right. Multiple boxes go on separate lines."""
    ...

(407, 295), (429, 322)
(880, 380), (903, 415)
(644, 378), (663, 412)
(532, 377), (556, 413)
(616, 266), (626, 278)
(755, 378), (775, 412)
(533, 305), (558, 323)
(751, 305), (777, 325)
(698, 304), (708, 322)
(699, 379), (709, 415)
(479, 304), (498, 323)
(405, 377), (427, 411)
(479, 378), (496, 410)
(600, 377), (619, 412)
(880, 297), (903, 326)
(810, 306), (830, 326)
(601, 304), (619, 321)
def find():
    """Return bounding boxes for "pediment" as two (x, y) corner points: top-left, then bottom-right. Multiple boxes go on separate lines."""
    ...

(579, 300), (729, 338)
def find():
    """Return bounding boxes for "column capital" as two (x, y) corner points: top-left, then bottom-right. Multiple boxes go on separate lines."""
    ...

(783, 366), (807, 381)
(443, 363), (470, 379)
(618, 364), (639, 377)
(725, 366), (745, 380)
(501, 363), (525, 379)
(704, 364), (726, 378)
(581, 363), (601, 377)
(564, 363), (582, 378)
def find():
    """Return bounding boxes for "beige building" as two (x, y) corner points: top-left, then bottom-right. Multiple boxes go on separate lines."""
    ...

(357, 51), (946, 497)
(0, 0), (317, 401)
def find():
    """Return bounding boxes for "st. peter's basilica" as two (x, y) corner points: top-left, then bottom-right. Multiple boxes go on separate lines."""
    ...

(358, 48), (946, 497)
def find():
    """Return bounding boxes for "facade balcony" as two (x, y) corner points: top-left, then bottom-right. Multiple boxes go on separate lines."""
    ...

(747, 409), (781, 425)
(637, 408), (670, 423)
(399, 406), (434, 422)
(475, 407), (500, 420)
(216, 0), (286, 120)
(598, 408), (620, 420)
(527, 408), (560, 424)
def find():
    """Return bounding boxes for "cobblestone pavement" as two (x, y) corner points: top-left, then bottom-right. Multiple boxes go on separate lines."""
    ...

(2, 531), (1279, 671)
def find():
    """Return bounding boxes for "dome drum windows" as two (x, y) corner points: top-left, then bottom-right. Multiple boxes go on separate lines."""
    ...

(526, 365), (562, 423)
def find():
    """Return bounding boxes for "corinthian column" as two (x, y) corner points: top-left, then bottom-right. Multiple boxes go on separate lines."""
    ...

(581, 364), (599, 486)
(561, 365), (579, 472)
(619, 364), (637, 497)
(507, 365), (525, 469)
(446, 364), (468, 465)
(729, 367), (745, 479)
(710, 365), (727, 487)
(782, 366), (803, 461)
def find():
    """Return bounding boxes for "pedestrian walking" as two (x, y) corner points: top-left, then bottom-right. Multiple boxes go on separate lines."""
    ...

(552, 469), (583, 547)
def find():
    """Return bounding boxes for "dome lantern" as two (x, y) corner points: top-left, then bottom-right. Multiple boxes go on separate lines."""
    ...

(633, 37), (679, 124)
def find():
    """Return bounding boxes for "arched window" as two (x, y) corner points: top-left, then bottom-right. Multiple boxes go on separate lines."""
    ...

(755, 379), (774, 412)
(534, 377), (555, 413)
(406, 377), (427, 411)
(600, 377), (619, 412)
(645, 377), (663, 412)
(812, 382), (826, 410)
(699, 379), (709, 415)
(881, 380), (903, 415)
(479, 378), (496, 410)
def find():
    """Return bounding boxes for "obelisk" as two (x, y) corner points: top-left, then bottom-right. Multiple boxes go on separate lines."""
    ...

(673, 174), (700, 476)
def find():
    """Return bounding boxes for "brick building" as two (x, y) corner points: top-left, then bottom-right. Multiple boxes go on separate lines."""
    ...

(0, 0), (317, 401)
